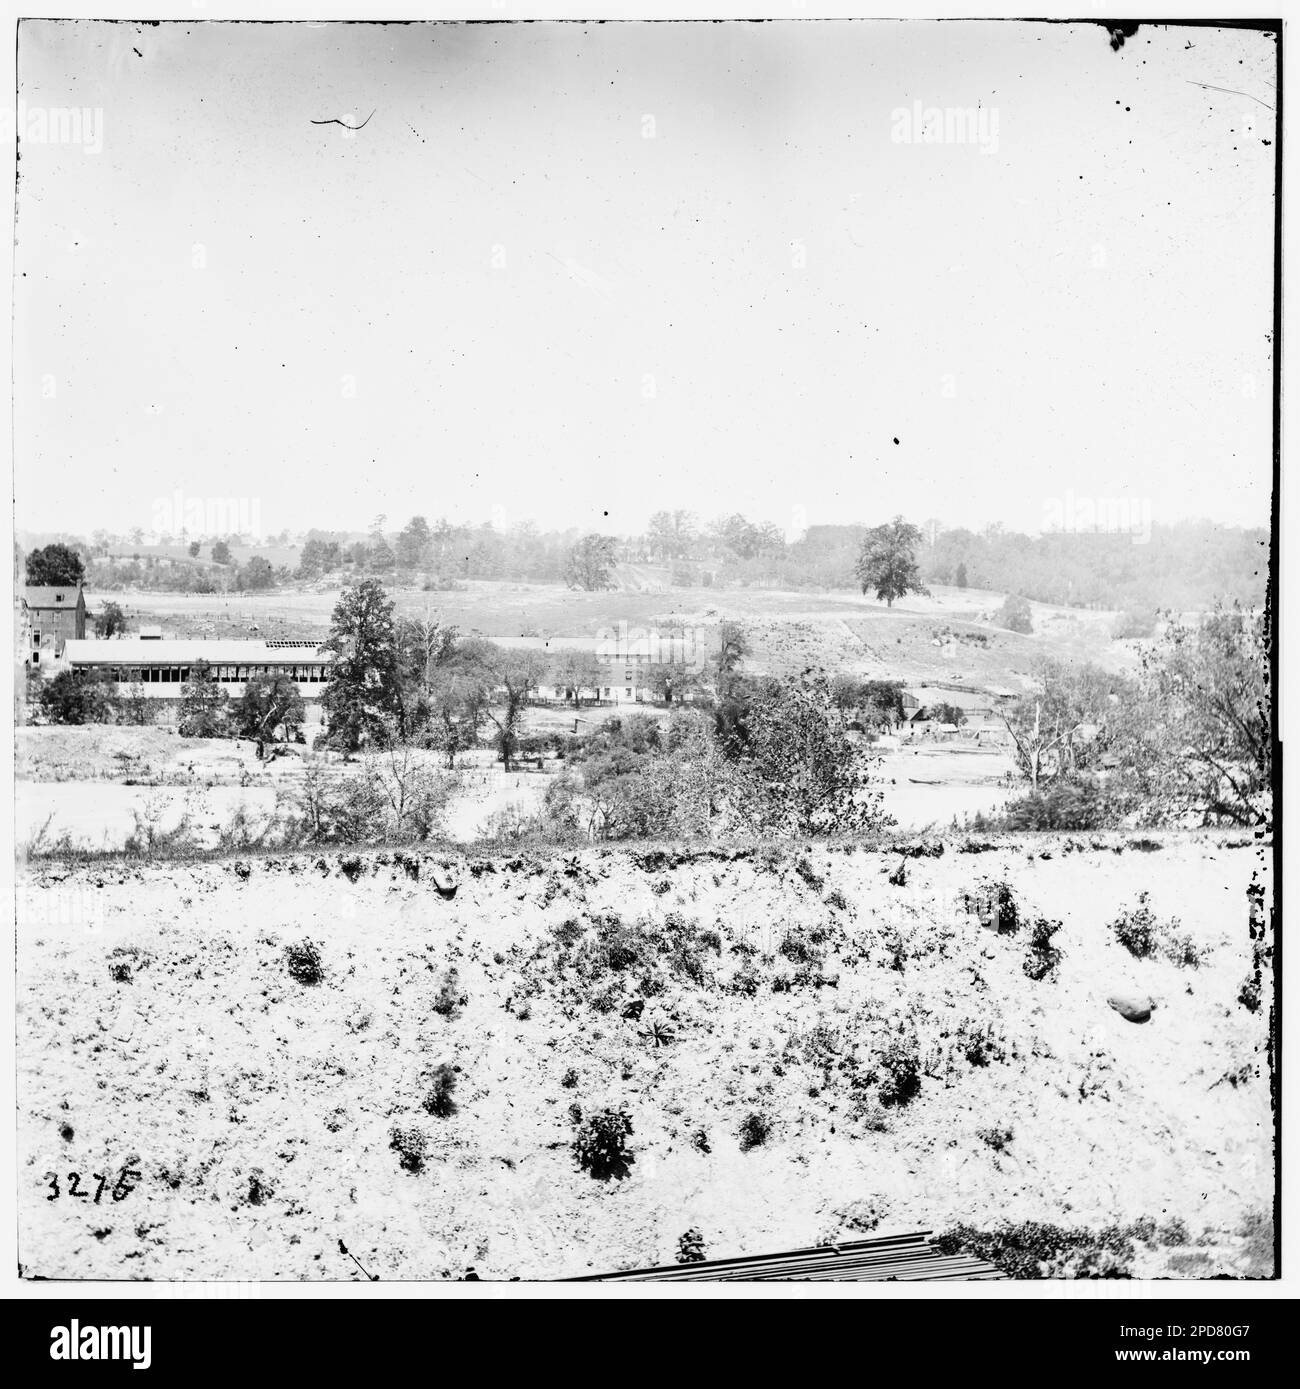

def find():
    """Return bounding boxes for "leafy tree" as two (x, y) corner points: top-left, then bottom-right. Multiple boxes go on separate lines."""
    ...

(1000, 660), (1118, 791)
(238, 556), (276, 591)
(645, 659), (703, 706)
(211, 539), (232, 565)
(930, 701), (968, 727)
(38, 669), (111, 724)
(646, 509), (697, 561)
(479, 647), (546, 771)
(715, 620), (750, 687)
(854, 517), (930, 608)
(396, 515), (433, 569)
(319, 578), (401, 751)
(734, 671), (891, 837)
(179, 660), (230, 737)
(25, 542), (85, 586)
(998, 594), (1033, 634)
(551, 649), (605, 707)
(188, 541), (201, 558)
(238, 674), (305, 752)
(1133, 603), (1271, 825)
(563, 534), (618, 591)
(955, 562), (968, 589)
(426, 638), (494, 768)
(93, 601), (127, 638)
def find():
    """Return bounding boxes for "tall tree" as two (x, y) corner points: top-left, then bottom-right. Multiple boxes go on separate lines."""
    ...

(93, 601), (127, 638)
(396, 515), (433, 569)
(563, 534), (618, 591)
(238, 675), (305, 753)
(179, 660), (230, 738)
(319, 578), (401, 751)
(854, 517), (930, 608)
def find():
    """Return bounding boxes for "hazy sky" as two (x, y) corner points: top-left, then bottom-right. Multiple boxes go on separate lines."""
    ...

(15, 18), (1277, 540)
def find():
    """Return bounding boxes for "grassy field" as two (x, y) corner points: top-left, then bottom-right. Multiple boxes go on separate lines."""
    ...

(86, 578), (1141, 685)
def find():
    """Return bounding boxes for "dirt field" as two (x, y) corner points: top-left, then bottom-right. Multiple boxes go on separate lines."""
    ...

(16, 834), (1273, 1281)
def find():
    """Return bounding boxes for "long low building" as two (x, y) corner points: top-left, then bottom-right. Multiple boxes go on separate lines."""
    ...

(60, 638), (334, 698)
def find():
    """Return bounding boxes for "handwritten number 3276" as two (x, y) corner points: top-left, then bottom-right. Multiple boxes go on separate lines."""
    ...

(46, 1170), (141, 1202)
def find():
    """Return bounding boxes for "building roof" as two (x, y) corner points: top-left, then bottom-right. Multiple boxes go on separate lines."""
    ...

(23, 586), (83, 608)
(63, 638), (332, 665)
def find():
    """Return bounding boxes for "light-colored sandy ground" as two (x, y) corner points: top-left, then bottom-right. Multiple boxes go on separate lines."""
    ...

(16, 834), (1273, 1281)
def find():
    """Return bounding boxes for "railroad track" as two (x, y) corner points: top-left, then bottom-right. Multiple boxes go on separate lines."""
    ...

(569, 1230), (1005, 1282)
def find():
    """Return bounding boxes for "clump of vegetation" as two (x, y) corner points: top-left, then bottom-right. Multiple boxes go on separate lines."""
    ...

(954, 1018), (1007, 1068)
(934, 1221), (1137, 1279)
(977, 1125), (1014, 1152)
(825, 888), (850, 913)
(676, 1228), (707, 1264)
(690, 1128), (711, 1154)
(389, 1124), (428, 1172)
(873, 1033), (922, 1107)
(793, 856), (825, 892)
(285, 939), (323, 985)
(958, 879), (1020, 934)
(738, 1110), (774, 1151)
(1023, 917), (1064, 981)
(422, 1064), (458, 1118)
(1110, 893), (1199, 966)
(573, 1107), (635, 1180)
(432, 967), (466, 1019)
(560, 1067), (579, 1089)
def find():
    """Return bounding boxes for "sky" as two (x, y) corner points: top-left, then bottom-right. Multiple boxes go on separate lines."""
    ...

(14, 18), (1278, 541)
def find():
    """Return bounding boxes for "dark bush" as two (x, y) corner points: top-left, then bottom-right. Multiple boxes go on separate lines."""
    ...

(285, 939), (323, 984)
(573, 1107), (634, 1179)
(422, 1063), (458, 1118)
(934, 1220), (1136, 1279)
(738, 1110), (773, 1151)
(389, 1124), (428, 1172)
(1023, 918), (1064, 981)
(875, 1034), (922, 1106)
(432, 967), (466, 1019)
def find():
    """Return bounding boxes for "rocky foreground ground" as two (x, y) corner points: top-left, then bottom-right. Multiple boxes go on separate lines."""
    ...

(17, 832), (1274, 1281)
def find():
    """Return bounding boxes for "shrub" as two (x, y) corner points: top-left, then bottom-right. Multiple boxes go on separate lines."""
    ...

(934, 1221), (1136, 1279)
(1110, 893), (1162, 958)
(285, 939), (323, 985)
(959, 880), (1020, 934)
(573, 1107), (634, 1179)
(997, 594), (1033, 634)
(1023, 918), (1064, 981)
(432, 968), (466, 1019)
(560, 1067), (579, 1089)
(422, 1064), (458, 1118)
(676, 1228), (707, 1264)
(389, 1124), (428, 1172)
(874, 1034), (921, 1107)
(1110, 893), (1198, 966)
(999, 777), (1112, 832)
(738, 1110), (773, 1151)
(977, 1125), (1014, 1152)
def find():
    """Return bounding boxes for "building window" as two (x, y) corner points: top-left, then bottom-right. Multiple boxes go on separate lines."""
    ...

(32, 629), (40, 646)
(32, 651), (39, 665)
